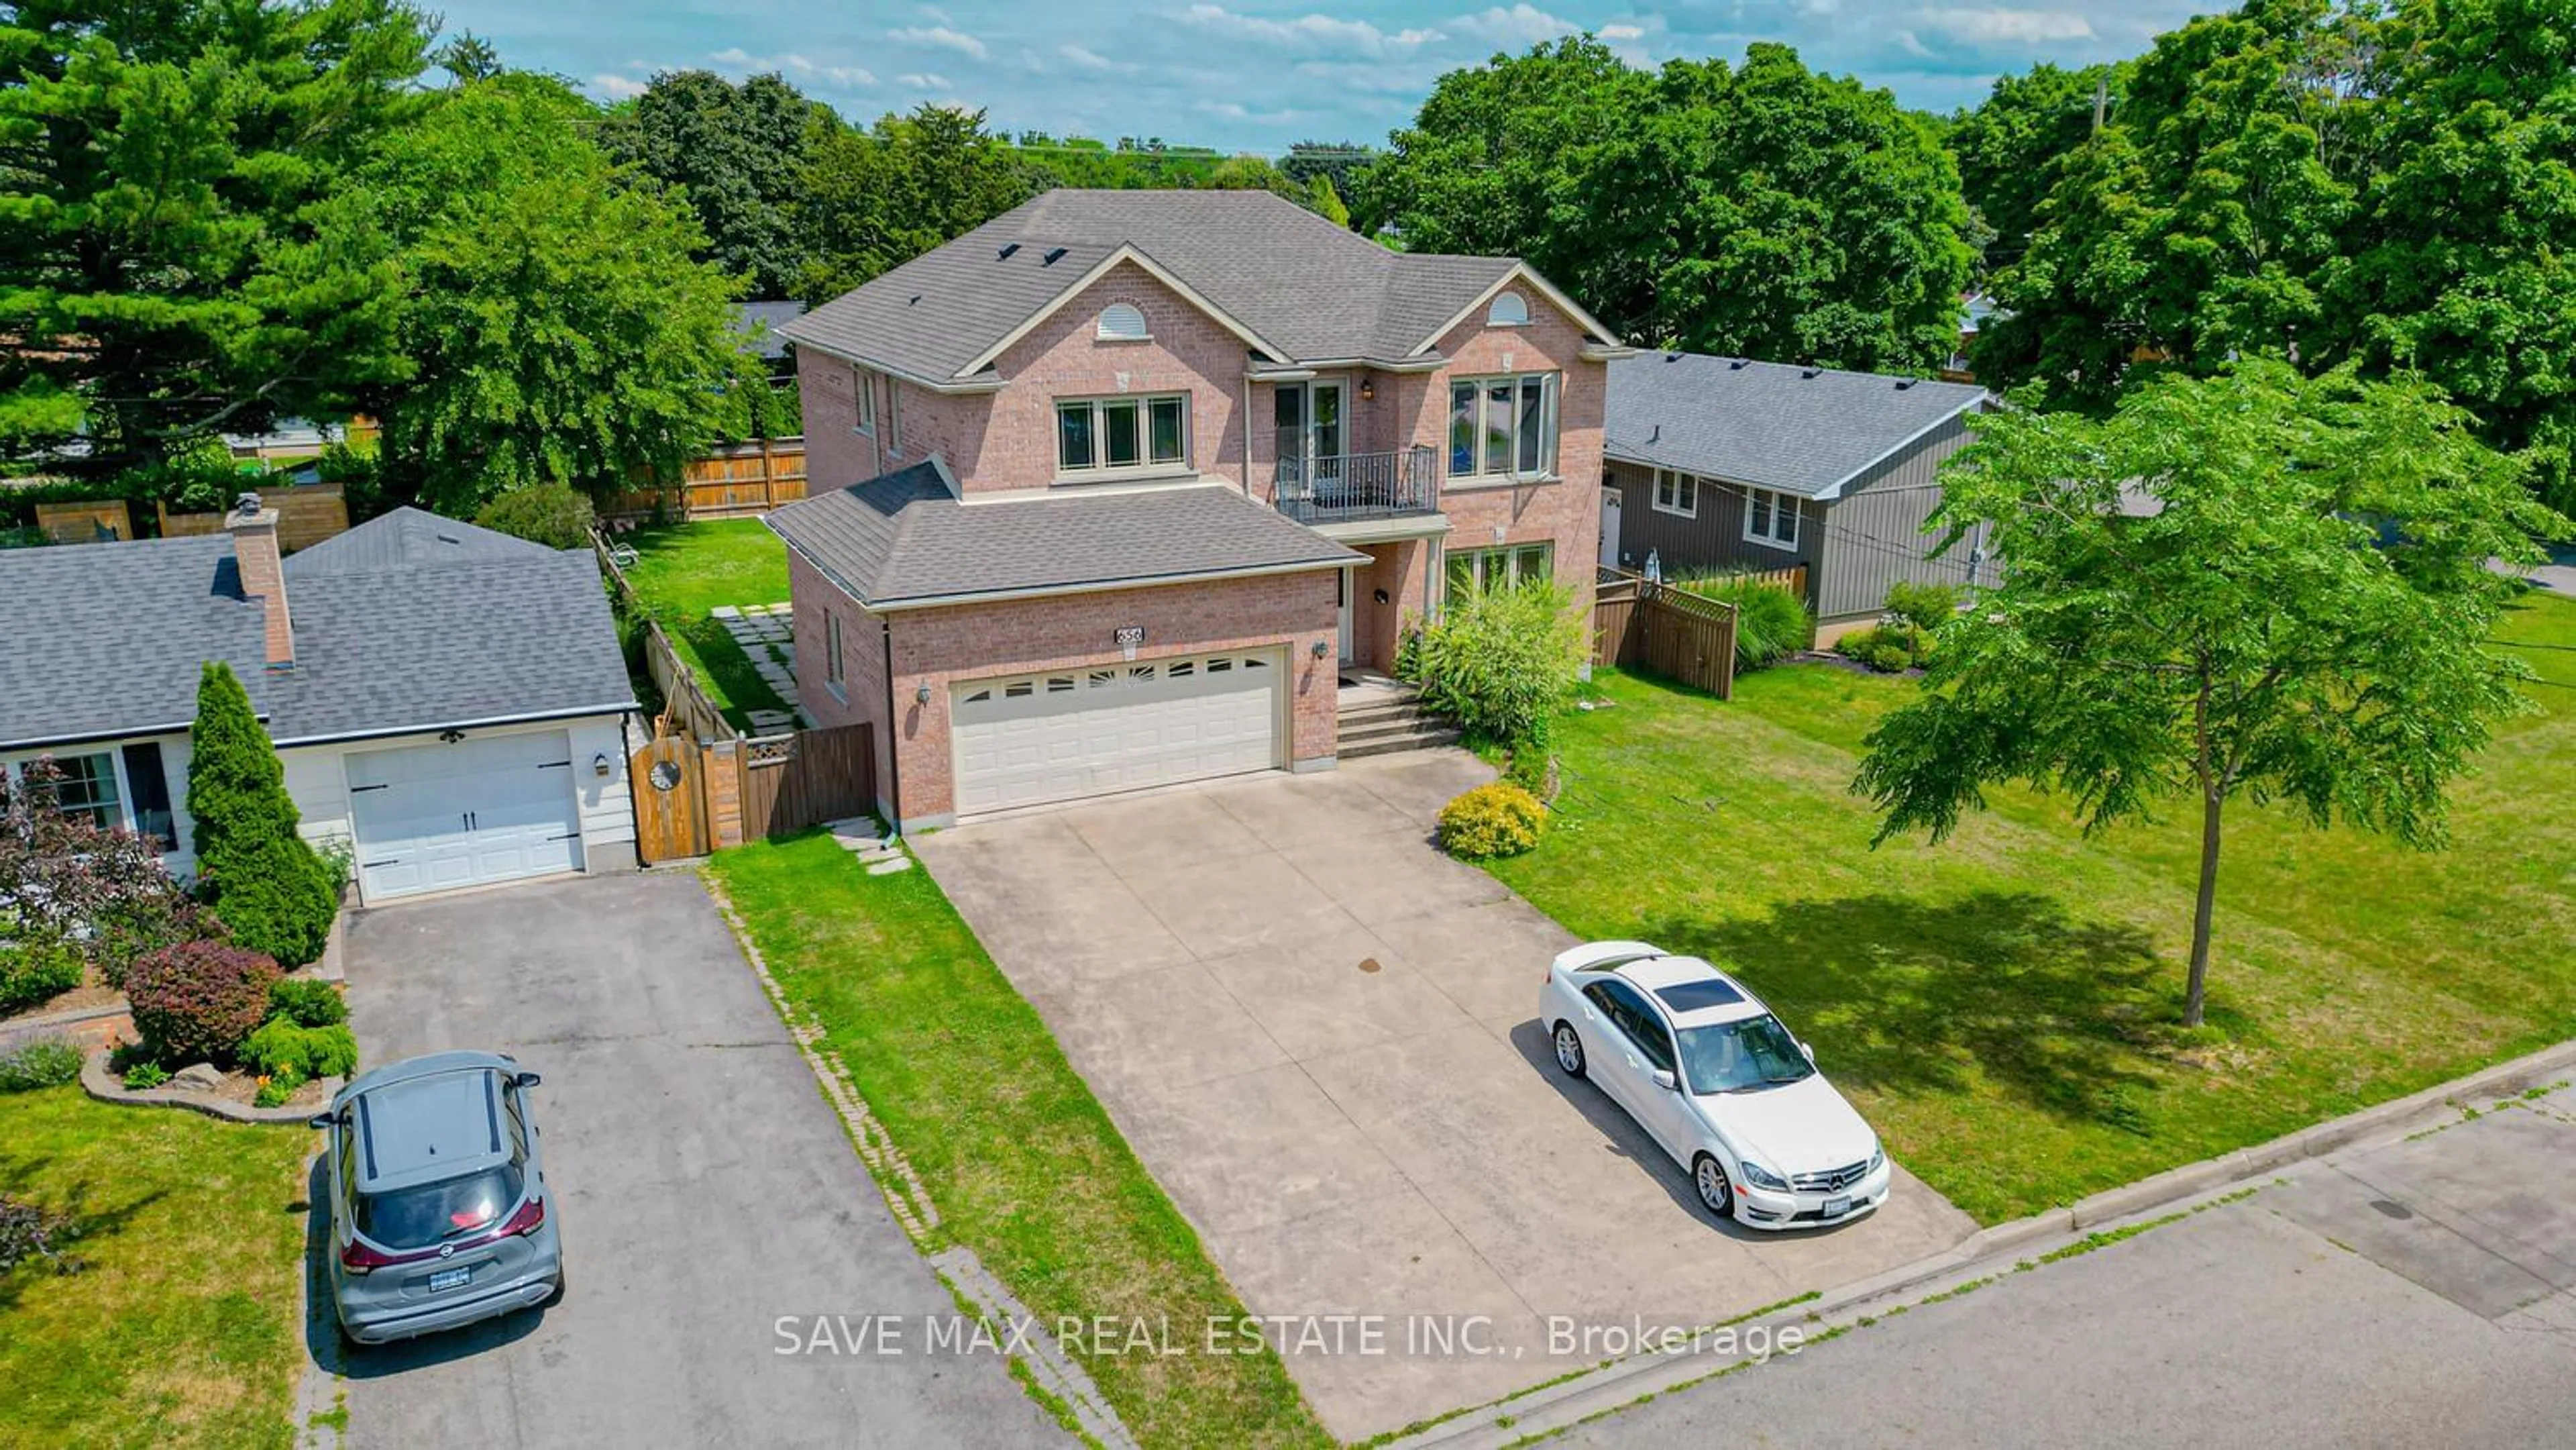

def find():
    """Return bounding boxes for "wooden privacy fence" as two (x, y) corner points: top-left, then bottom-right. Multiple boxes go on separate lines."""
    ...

(1594, 568), (1739, 700)
(33, 499), (132, 543)
(1733, 562), (1810, 602)
(600, 437), (807, 522)
(159, 482), (350, 552)
(627, 723), (875, 864)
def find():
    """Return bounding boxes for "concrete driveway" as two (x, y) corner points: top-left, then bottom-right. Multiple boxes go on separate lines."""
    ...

(913, 752), (1975, 1441)
(331, 871), (1061, 1449)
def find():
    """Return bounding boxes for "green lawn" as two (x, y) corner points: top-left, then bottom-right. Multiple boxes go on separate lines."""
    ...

(616, 520), (794, 731)
(0, 1089), (313, 1449)
(708, 836), (1329, 1450)
(1490, 590), (2576, 1224)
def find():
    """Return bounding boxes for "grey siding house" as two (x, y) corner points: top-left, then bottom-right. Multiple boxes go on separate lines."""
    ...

(1601, 353), (1990, 637)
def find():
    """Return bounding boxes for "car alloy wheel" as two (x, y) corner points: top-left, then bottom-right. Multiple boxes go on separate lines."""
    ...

(1695, 1155), (1735, 1219)
(1552, 1023), (1586, 1078)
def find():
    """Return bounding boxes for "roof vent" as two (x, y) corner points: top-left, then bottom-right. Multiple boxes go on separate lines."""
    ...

(998, 242), (1020, 259)
(1729, 358), (1748, 370)
(1042, 246), (1067, 266)
(1664, 351), (1681, 362)
(908, 294), (922, 305)
(1647, 424), (1660, 444)
(1802, 366), (1821, 379)
(1894, 377), (1916, 390)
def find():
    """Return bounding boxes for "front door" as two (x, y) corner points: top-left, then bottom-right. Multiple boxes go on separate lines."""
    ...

(1599, 489), (1622, 569)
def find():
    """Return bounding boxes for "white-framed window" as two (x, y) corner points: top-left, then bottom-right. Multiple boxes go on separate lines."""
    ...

(852, 364), (875, 433)
(1487, 291), (1530, 327)
(824, 611), (846, 699)
(1444, 541), (1554, 597)
(1652, 468), (1698, 518)
(1743, 486), (1801, 550)
(3, 743), (174, 849)
(1446, 373), (1556, 482)
(1097, 303), (1148, 341)
(1056, 393), (1189, 474)
(882, 376), (903, 456)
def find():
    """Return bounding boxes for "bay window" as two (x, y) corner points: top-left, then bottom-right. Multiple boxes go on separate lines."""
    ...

(1057, 394), (1189, 475)
(1447, 372), (1557, 482)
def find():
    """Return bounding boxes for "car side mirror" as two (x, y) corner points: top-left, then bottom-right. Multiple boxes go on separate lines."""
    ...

(1651, 1068), (1678, 1092)
(513, 1071), (542, 1090)
(307, 1111), (337, 1131)
(1801, 1042), (1816, 1065)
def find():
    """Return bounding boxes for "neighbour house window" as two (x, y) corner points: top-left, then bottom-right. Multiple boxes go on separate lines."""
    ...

(883, 376), (902, 455)
(1487, 291), (1530, 327)
(1652, 468), (1699, 518)
(1097, 303), (1148, 341)
(5, 750), (123, 835)
(1057, 394), (1189, 474)
(825, 612), (845, 696)
(1743, 486), (1800, 550)
(852, 365), (875, 433)
(1446, 373), (1556, 482)
(1444, 543), (1554, 597)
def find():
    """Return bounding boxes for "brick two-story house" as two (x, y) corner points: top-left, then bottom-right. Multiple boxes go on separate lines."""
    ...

(769, 189), (1624, 830)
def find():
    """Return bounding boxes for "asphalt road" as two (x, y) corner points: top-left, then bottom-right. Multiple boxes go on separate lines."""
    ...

(1572, 1084), (2576, 1449)
(325, 870), (1063, 1449)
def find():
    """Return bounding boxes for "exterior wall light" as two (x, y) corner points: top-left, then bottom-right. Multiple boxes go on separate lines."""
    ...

(916, 683), (932, 704)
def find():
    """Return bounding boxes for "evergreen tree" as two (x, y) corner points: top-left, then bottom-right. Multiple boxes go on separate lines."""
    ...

(186, 664), (337, 966)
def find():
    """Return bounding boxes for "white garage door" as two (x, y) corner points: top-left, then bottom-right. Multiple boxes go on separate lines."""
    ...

(347, 730), (584, 902)
(953, 650), (1284, 815)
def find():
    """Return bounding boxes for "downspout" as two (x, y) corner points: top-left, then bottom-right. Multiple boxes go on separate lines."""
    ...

(1241, 367), (1256, 496)
(880, 615), (904, 831)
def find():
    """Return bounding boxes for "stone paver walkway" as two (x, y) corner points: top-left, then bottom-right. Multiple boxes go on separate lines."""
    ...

(712, 602), (810, 733)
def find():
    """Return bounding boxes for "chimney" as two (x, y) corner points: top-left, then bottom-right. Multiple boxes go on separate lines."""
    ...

(227, 493), (294, 670)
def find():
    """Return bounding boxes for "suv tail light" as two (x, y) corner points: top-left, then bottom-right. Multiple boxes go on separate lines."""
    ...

(339, 1238), (400, 1276)
(500, 1194), (545, 1238)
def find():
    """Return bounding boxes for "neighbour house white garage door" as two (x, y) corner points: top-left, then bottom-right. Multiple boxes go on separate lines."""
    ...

(952, 650), (1284, 816)
(347, 730), (584, 902)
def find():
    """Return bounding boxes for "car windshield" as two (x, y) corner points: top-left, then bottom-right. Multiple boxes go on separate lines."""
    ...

(354, 1163), (524, 1250)
(1675, 1015), (1814, 1095)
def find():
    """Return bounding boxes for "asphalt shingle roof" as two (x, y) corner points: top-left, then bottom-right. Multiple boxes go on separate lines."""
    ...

(1605, 353), (1988, 499)
(767, 460), (1360, 609)
(0, 510), (635, 751)
(780, 190), (1535, 380)
(734, 300), (806, 361)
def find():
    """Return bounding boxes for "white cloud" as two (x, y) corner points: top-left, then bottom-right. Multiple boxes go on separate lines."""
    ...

(1178, 5), (1442, 58)
(1599, 22), (1644, 40)
(709, 46), (818, 74)
(889, 24), (989, 59)
(1450, 3), (1580, 47)
(1913, 7), (2094, 44)
(1059, 44), (1138, 73)
(590, 72), (648, 99)
(896, 71), (955, 90)
(824, 65), (877, 88)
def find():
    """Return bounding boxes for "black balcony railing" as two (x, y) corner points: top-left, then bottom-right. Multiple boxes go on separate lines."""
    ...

(1274, 444), (1440, 524)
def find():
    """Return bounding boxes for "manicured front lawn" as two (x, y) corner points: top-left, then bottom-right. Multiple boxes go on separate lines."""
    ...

(1492, 592), (2576, 1225)
(0, 1088), (312, 1448)
(708, 836), (1328, 1450)
(616, 520), (794, 730)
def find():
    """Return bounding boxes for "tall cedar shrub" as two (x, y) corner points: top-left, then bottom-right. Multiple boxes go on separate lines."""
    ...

(186, 664), (337, 966)
(125, 940), (282, 1065)
(1678, 572), (1817, 668)
(1413, 578), (1585, 745)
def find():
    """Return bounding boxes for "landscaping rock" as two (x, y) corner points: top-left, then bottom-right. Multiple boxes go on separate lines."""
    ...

(865, 857), (914, 876)
(170, 1062), (224, 1093)
(712, 605), (741, 619)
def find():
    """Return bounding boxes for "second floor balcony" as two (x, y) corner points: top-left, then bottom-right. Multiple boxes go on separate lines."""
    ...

(1274, 443), (1440, 526)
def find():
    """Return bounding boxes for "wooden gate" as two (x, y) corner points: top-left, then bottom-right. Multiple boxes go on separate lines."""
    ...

(629, 735), (708, 863)
(1593, 569), (1739, 699)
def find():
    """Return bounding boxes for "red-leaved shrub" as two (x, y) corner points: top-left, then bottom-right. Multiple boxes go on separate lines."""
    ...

(124, 941), (281, 1066)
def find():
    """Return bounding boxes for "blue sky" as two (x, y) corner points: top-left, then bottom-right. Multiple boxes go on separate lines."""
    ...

(439, 1), (2206, 152)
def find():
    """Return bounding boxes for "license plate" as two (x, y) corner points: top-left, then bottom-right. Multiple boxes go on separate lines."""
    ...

(429, 1266), (472, 1292)
(1823, 1196), (1852, 1218)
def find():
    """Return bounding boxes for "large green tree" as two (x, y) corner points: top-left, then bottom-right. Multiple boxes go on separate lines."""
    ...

(795, 104), (1037, 304)
(596, 68), (832, 298)
(1855, 362), (2565, 1026)
(1366, 38), (1972, 372)
(331, 73), (759, 512)
(1946, 62), (2124, 276)
(187, 662), (337, 967)
(0, 0), (430, 464)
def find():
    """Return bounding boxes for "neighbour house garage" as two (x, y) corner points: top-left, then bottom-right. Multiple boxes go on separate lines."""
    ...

(951, 649), (1285, 815)
(343, 729), (585, 901)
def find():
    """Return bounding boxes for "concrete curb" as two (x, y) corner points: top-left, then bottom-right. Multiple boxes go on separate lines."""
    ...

(1388, 1037), (2576, 1449)
(77, 1048), (340, 1126)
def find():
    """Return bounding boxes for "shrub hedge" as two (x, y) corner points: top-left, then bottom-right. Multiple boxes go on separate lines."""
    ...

(125, 940), (282, 1066)
(268, 977), (347, 1029)
(242, 1017), (358, 1082)
(0, 943), (82, 1013)
(1438, 782), (1548, 860)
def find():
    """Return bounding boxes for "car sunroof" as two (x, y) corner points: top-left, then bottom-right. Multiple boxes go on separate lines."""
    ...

(1655, 979), (1746, 1013)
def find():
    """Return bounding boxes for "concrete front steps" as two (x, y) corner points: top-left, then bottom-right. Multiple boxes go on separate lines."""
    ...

(1336, 677), (1462, 760)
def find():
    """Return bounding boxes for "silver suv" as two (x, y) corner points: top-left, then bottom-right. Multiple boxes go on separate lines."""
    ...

(311, 1050), (564, 1346)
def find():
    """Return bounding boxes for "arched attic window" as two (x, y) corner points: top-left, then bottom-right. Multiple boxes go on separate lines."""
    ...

(1487, 291), (1530, 327)
(1097, 303), (1148, 341)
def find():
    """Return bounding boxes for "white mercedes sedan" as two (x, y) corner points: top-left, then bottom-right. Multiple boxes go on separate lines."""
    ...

(1540, 940), (1890, 1229)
